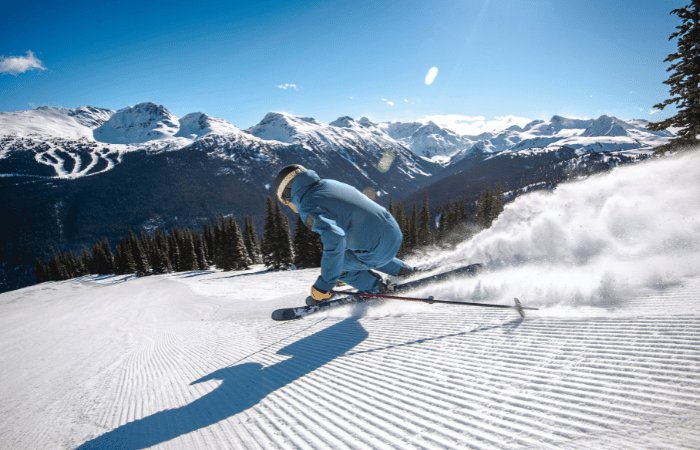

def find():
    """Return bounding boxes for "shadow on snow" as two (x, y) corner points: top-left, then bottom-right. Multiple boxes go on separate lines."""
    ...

(75, 317), (369, 450)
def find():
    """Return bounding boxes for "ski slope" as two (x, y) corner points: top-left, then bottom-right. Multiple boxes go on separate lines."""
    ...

(1, 152), (699, 450)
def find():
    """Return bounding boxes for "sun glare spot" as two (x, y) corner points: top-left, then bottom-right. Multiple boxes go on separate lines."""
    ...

(425, 67), (438, 85)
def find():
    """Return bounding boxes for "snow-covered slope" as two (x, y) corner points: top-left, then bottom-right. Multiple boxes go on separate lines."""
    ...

(381, 120), (475, 161)
(0, 106), (114, 139)
(248, 111), (408, 158)
(93, 103), (185, 144)
(175, 112), (242, 139)
(2, 151), (699, 450)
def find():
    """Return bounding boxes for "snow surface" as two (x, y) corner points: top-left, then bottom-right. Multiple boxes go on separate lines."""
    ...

(0, 106), (114, 139)
(1, 151), (699, 449)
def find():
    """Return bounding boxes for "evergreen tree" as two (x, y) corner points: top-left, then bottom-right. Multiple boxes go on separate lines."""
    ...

(203, 222), (215, 264)
(495, 180), (505, 219)
(49, 250), (68, 281)
(406, 203), (418, 253)
(274, 201), (294, 270)
(261, 196), (277, 268)
(179, 227), (199, 271)
(194, 232), (209, 271)
(474, 189), (494, 228)
(228, 216), (251, 270)
(212, 215), (224, 269)
(292, 215), (323, 268)
(35, 258), (48, 284)
(418, 187), (433, 247)
(64, 250), (80, 278)
(648, 1), (700, 147)
(393, 200), (407, 256)
(293, 215), (314, 268)
(93, 243), (111, 275)
(150, 229), (172, 274)
(80, 249), (94, 275)
(128, 230), (151, 276)
(436, 206), (448, 243)
(114, 239), (136, 275)
(243, 215), (262, 264)
(101, 238), (115, 274)
(168, 230), (181, 272)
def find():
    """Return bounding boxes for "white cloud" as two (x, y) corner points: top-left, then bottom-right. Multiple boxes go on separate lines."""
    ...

(0, 50), (46, 76)
(649, 108), (659, 115)
(277, 83), (298, 90)
(381, 98), (387, 102)
(419, 114), (532, 135)
(387, 101), (394, 106)
(404, 99), (408, 103)
(425, 67), (438, 85)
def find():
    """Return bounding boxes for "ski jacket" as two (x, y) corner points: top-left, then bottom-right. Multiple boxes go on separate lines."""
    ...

(289, 170), (402, 292)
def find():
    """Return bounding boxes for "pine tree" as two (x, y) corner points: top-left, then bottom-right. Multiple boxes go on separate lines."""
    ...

(48, 250), (68, 281)
(406, 203), (418, 253)
(128, 230), (151, 276)
(179, 227), (198, 271)
(494, 180), (505, 219)
(217, 216), (250, 271)
(436, 206), (448, 243)
(101, 238), (115, 274)
(114, 239), (136, 275)
(293, 215), (313, 268)
(194, 232), (209, 270)
(393, 200), (407, 256)
(261, 197), (277, 268)
(648, 1), (700, 148)
(150, 229), (172, 274)
(243, 215), (262, 264)
(35, 258), (48, 284)
(93, 243), (111, 275)
(203, 222), (214, 264)
(418, 187), (433, 247)
(274, 201), (294, 270)
(168, 230), (181, 272)
(80, 249), (94, 275)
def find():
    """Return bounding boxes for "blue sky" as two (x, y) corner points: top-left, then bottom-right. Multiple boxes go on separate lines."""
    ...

(0, 0), (687, 133)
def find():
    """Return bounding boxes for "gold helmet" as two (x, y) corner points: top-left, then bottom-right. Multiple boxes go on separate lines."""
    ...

(274, 164), (305, 212)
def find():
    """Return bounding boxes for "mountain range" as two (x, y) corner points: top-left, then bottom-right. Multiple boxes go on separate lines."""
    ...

(0, 102), (673, 292)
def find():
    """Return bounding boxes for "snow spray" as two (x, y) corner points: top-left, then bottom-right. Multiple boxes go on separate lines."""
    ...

(413, 150), (700, 313)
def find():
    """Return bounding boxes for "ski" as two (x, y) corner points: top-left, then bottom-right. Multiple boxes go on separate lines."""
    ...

(271, 263), (482, 321)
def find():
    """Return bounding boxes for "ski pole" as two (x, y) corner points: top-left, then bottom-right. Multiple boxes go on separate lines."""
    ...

(332, 291), (537, 318)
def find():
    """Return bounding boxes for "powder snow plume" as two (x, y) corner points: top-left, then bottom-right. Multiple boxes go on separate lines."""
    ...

(412, 150), (700, 315)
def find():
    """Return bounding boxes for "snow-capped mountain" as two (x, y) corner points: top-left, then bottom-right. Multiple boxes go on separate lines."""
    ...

(0, 105), (114, 139)
(0, 103), (675, 294)
(247, 112), (411, 164)
(447, 115), (673, 160)
(175, 112), (242, 139)
(381, 121), (475, 161)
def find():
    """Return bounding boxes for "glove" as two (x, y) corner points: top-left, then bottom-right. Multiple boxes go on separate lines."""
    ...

(311, 285), (332, 301)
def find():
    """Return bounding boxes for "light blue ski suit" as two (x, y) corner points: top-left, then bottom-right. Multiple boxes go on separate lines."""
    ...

(289, 170), (408, 294)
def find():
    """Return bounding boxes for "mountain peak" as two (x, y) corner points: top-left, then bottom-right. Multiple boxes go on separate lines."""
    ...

(93, 102), (180, 144)
(329, 116), (357, 128)
(248, 112), (328, 143)
(581, 115), (629, 137)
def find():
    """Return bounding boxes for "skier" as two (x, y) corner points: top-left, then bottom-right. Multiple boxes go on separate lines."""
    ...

(274, 164), (414, 304)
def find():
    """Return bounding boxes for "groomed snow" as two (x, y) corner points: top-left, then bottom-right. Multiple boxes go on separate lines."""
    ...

(1, 151), (699, 450)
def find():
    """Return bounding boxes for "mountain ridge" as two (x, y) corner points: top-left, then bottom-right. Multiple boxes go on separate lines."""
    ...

(0, 102), (674, 293)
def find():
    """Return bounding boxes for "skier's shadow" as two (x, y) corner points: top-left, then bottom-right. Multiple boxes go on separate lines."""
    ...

(75, 317), (368, 450)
